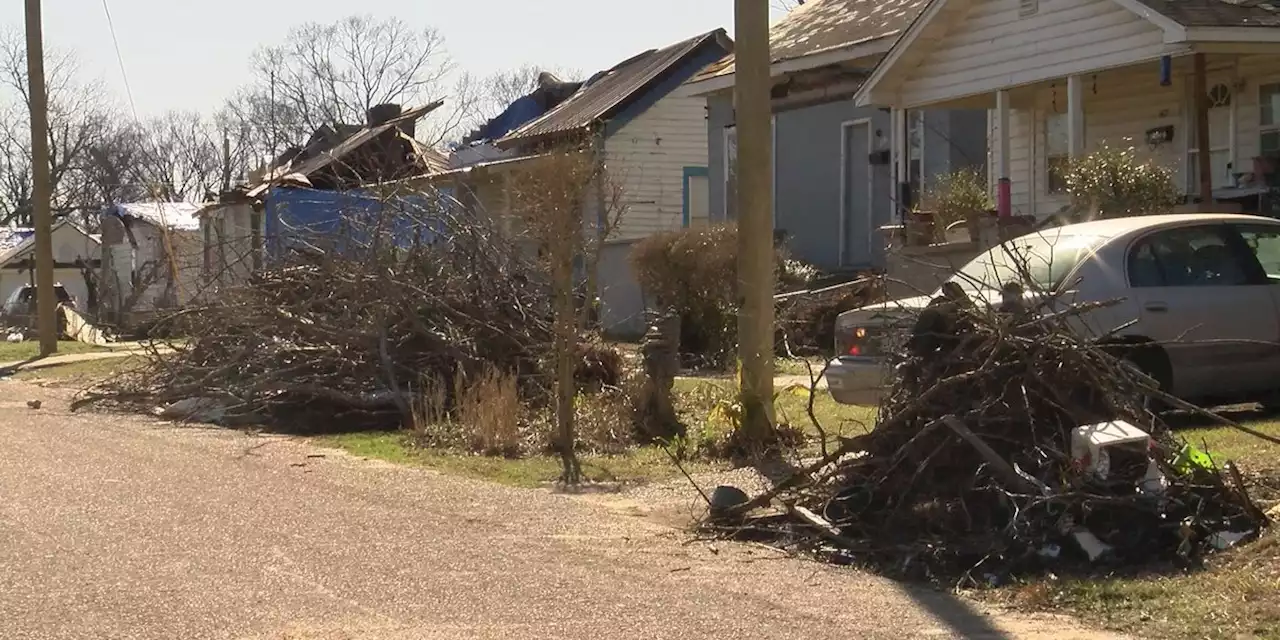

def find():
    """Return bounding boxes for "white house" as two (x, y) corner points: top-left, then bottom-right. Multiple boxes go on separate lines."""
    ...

(855, 0), (1280, 219)
(99, 202), (206, 323)
(0, 219), (100, 310)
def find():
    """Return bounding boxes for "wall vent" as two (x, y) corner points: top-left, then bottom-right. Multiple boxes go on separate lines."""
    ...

(1019, 0), (1040, 17)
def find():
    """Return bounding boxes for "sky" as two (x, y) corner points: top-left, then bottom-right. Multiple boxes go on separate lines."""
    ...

(0, 1), (786, 117)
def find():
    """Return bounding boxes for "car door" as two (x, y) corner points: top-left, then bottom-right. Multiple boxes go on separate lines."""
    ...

(1125, 223), (1280, 397)
(1230, 222), (1280, 384)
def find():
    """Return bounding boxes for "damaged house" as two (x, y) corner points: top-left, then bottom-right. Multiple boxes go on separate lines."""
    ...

(201, 102), (449, 291)
(99, 202), (206, 325)
(432, 29), (735, 336)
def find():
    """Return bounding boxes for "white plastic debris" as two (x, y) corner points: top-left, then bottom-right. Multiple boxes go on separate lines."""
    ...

(1037, 543), (1062, 559)
(1071, 529), (1113, 562)
(1071, 420), (1153, 478)
(156, 397), (227, 423)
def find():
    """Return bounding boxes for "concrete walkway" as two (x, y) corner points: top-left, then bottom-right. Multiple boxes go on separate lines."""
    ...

(0, 382), (1125, 640)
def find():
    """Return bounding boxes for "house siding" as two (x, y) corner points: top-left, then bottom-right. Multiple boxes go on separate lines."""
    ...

(709, 92), (989, 269)
(999, 54), (1280, 218)
(898, 0), (1182, 107)
(604, 92), (710, 240)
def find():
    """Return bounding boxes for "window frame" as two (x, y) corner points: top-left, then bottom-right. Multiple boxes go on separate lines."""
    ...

(1186, 81), (1236, 195)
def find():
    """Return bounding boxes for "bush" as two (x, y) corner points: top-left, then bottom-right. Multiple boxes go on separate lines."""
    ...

(918, 168), (991, 241)
(630, 224), (813, 368)
(1064, 145), (1180, 219)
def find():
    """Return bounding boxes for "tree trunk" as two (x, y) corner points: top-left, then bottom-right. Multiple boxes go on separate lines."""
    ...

(553, 248), (580, 484)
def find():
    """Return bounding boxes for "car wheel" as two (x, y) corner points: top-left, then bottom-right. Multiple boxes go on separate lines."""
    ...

(1104, 341), (1172, 412)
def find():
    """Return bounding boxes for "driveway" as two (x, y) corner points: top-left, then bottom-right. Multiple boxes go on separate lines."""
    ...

(0, 381), (1121, 640)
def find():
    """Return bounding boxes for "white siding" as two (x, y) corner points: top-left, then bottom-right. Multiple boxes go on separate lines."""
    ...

(604, 93), (710, 240)
(1002, 55), (1280, 218)
(898, 0), (1182, 107)
(989, 107), (1035, 215)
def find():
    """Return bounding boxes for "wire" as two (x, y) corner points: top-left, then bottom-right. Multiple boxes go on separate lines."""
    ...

(100, 0), (137, 120)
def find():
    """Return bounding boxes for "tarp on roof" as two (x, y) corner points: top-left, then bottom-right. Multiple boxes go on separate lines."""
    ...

(104, 202), (204, 231)
(264, 187), (451, 259)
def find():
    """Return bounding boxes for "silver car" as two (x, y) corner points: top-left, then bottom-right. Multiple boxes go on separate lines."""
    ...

(828, 213), (1280, 407)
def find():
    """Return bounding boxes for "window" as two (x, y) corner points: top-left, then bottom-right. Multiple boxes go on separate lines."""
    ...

(1045, 112), (1071, 194)
(948, 232), (1104, 294)
(908, 110), (924, 194)
(1260, 83), (1280, 186)
(1127, 225), (1251, 288)
(1187, 83), (1234, 194)
(1235, 225), (1280, 280)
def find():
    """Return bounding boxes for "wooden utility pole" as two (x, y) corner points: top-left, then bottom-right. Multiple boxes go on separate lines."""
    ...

(735, 0), (775, 443)
(25, 0), (57, 355)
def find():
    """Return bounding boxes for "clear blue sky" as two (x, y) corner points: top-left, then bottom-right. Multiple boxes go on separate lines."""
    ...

(1, 1), (784, 117)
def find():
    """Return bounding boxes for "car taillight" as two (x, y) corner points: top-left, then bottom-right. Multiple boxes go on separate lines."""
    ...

(837, 325), (878, 358)
(848, 344), (861, 356)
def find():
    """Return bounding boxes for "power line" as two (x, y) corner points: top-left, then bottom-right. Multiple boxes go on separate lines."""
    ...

(100, 0), (137, 120)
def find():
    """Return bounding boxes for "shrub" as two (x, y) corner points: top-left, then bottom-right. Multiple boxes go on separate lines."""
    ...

(918, 168), (992, 241)
(630, 224), (816, 368)
(1064, 145), (1180, 219)
(413, 366), (526, 458)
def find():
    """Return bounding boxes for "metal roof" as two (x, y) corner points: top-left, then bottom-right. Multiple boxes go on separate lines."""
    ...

(690, 0), (927, 84)
(497, 30), (730, 148)
(1134, 0), (1280, 27)
(105, 202), (206, 231)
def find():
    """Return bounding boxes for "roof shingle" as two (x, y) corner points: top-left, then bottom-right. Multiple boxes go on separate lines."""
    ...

(690, 0), (927, 84)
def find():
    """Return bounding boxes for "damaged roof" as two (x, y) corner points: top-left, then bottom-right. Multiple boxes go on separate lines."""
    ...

(690, 0), (926, 85)
(104, 202), (206, 231)
(497, 29), (731, 148)
(1135, 0), (1280, 27)
(246, 101), (445, 199)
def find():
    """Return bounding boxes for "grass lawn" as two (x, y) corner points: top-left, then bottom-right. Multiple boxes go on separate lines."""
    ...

(0, 340), (113, 362)
(9, 354), (147, 385)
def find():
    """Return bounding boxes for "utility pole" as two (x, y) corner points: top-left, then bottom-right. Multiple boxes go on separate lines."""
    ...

(735, 0), (774, 444)
(25, 0), (57, 355)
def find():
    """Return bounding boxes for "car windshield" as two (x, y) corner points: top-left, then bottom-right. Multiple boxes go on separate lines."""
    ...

(946, 232), (1104, 294)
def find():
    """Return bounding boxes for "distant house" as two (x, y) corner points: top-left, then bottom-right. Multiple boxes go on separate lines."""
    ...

(854, 0), (1280, 221)
(674, 0), (990, 270)
(432, 29), (735, 335)
(0, 219), (100, 311)
(201, 102), (448, 291)
(99, 202), (205, 323)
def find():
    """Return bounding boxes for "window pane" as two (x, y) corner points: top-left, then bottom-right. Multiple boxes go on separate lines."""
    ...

(1263, 131), (1280, 156)
(1237, 225), (1280, 279)
(1135, 226), (1249, 287)
(1262, 83), (1280, 127)
(908, 111), (923, 161)
(1047, 155), (1070, 194)
(1128, 241), (1163, 287)
(1045, 113), (1068, 156)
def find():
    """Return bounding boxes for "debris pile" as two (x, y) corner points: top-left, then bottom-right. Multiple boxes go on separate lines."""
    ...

(85, 200), (563, 431)
(715, 285), (1271, 584)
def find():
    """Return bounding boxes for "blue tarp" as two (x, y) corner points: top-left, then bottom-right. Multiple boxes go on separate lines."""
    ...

(264, 187), (450, 259)
(471, 95), (546, 144)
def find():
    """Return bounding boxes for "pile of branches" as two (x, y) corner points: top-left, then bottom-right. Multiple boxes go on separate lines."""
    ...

(716, 284), (1271, 584)
(775, 274), (882, 356)
(86, 197), (571, 431)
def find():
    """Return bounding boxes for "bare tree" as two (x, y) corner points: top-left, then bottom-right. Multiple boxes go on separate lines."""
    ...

(472, 65), (584, 124)
(225, 14), (475, 159)
(0, 28), (121, 224)
(506, 147), (626, 484)
(133, 111), (224, 202)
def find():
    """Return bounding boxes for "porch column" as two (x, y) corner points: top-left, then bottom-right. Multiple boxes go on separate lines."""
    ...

(892, 107), (909, 220)
(996, 89), (1012, 218)
(1067, 75), (1085, 158)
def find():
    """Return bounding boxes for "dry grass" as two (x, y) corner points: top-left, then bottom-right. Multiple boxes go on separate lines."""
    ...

(413, 367), (525, 458)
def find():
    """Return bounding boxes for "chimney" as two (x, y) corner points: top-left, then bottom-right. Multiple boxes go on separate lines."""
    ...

(367, 103), (403, 126)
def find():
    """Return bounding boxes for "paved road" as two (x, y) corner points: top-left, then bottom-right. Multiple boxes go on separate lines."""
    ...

(0, 382), (1121, 640)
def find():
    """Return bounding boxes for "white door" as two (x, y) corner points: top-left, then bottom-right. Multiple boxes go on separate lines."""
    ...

(687, 174), (709, 227)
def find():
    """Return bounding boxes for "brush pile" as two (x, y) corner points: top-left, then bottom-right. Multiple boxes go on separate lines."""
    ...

(84, 198), (580, 431)
(717, 284), (1271, 584)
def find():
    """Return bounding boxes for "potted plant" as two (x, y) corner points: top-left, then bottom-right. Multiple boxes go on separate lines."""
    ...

(918, 169), (993, 243)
